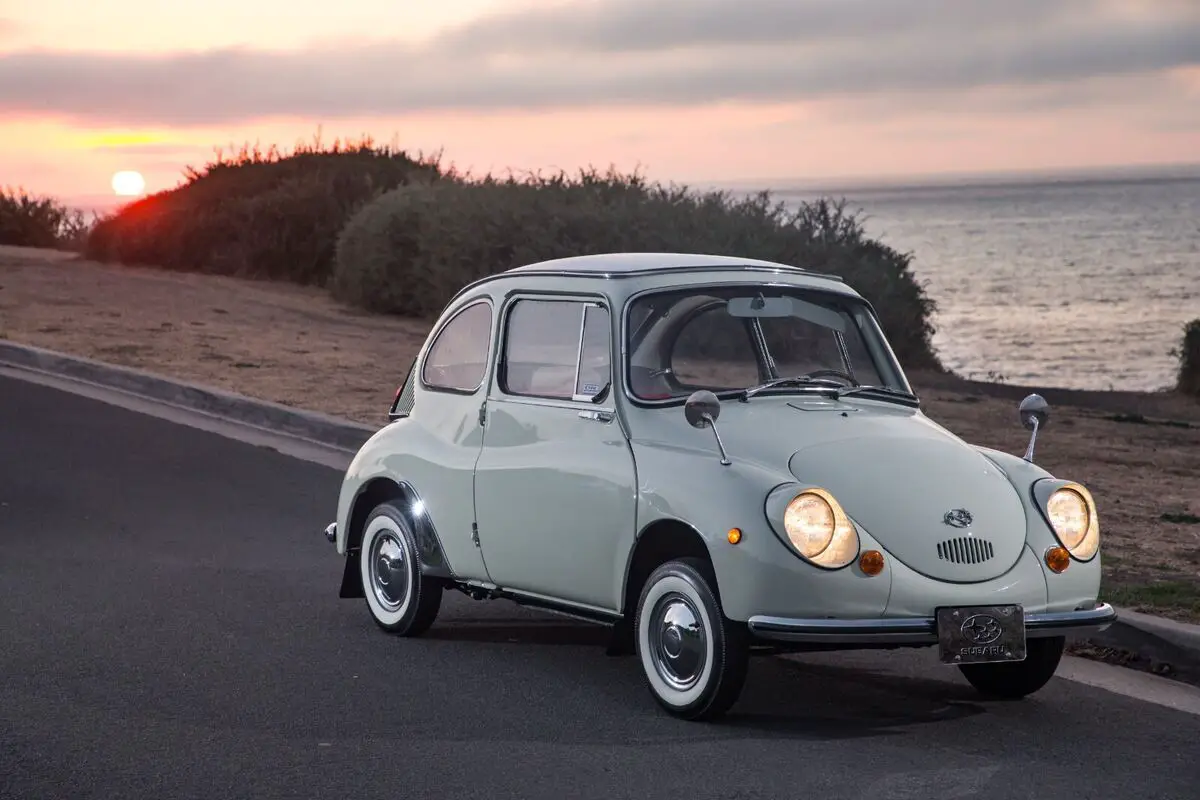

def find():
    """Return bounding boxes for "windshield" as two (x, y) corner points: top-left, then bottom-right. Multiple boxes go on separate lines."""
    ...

(624, 285), (911, 402)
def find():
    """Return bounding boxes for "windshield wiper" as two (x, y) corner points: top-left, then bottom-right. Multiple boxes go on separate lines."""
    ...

(833, 384), (918, 404)
(741, 375), (850, 401)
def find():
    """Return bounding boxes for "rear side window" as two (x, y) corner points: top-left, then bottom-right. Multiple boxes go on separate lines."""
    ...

(421, 300), (493, 393)
(501, 298), (611, 401)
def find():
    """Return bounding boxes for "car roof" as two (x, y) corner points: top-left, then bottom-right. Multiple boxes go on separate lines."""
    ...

(504, 252), (843, 281)
(444, 251), (861, 311)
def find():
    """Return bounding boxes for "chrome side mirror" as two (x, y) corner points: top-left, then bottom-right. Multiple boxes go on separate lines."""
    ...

(1018, 393), (1049, 462)
(684, 390), (730, 466)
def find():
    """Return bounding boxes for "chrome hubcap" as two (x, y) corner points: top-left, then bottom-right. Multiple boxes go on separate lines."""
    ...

(649, 592), (707, 691)
(368, 528), (410, 612)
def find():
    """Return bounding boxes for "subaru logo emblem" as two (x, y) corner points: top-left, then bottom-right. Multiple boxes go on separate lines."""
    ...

(943, 508), (973, 528)
(960, 614), (1003, 645)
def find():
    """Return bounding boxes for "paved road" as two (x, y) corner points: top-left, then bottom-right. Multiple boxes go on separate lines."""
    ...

(2, 372), (1199, 800)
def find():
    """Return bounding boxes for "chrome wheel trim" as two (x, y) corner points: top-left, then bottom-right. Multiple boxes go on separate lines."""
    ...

(361, 515), (414, 623)
(637, 573), (716, 707)
(648, 592), (707, 691)
(369, 531), (410, 612)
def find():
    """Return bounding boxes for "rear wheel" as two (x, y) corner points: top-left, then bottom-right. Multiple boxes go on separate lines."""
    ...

(359, 502), (443, 636)
(958, 635), (1065, 699)
(634, 557), (749, 720)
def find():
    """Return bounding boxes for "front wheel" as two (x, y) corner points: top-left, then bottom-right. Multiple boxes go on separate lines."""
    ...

(958, 635), (1065, 699)
(359, 502), (443, 636)
(634, 557), (749, 721)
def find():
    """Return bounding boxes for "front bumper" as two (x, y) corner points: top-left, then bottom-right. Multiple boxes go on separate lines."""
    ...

(748, 602), (1116, 645)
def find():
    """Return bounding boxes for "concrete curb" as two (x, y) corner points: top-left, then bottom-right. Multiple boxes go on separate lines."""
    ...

(1078, 606), (1200, 685)
(0, 341), (378, 452)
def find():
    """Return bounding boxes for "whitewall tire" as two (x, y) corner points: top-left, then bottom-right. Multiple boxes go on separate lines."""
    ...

(359, 502), (443, 636)
(634, 557), (749, 720)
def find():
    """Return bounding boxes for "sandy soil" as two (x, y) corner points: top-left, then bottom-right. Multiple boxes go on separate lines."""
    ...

(3, 246), (1198, 619)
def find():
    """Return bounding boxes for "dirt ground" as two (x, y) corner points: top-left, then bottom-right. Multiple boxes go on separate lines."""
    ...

(3, 246), (1198, 620)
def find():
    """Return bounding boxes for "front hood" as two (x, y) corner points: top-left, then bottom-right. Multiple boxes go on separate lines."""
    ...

(787, 421), (1027, 583)
(632, 396), (1029, 582)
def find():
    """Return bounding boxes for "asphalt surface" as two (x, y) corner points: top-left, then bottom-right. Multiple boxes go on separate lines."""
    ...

(3, 373), (1199, 800)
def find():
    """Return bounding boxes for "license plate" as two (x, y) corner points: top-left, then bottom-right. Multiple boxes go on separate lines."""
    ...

(935, 604), (1026, 664)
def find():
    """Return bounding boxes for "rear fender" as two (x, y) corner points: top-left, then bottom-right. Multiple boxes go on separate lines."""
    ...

(338, 477), (456, 599)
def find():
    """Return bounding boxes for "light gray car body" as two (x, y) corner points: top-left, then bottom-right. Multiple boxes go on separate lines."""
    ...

(325, 252), (1115, 716)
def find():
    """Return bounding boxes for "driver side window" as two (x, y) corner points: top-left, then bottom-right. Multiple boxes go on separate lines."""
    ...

(501, 298), (612, 401)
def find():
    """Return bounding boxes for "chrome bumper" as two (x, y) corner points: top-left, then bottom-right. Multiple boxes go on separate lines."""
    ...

(747, 602), (1117, 645)
(323, 522), (337, 544)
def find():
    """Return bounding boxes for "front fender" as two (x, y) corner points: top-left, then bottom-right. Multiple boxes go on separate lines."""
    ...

(975, 446), (1103, 611)
(626, 440), (893, 622)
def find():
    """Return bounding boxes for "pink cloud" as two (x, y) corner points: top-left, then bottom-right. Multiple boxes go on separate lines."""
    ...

(0, 0), (1195, 127)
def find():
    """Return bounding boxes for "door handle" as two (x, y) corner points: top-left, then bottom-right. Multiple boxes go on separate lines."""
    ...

(578, 409), (614, 423)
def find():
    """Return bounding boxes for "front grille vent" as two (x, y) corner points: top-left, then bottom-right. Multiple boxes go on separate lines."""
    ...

(936, 536), (994, 565)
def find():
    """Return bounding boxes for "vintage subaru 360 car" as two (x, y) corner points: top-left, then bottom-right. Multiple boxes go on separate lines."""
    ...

(323, 252), (1116, 720)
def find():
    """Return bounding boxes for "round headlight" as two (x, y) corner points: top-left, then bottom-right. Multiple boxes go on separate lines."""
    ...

(784, 492), (835, 557)
(1045, 484), (1099, 560)
(782, 488), (859, 568)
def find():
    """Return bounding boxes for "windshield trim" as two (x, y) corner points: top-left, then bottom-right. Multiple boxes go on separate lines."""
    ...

(619, 281), (914, 409)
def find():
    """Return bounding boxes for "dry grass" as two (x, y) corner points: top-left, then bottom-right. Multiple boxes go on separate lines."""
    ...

(3, 247), (1198, 618)
(0, 246), (431, 421)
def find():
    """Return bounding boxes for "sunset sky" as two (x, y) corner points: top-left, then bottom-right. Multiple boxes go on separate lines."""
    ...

(2, 0), (1198, 208)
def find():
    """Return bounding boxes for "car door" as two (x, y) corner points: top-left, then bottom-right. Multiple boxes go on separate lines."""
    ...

(472, 294), (637, 612)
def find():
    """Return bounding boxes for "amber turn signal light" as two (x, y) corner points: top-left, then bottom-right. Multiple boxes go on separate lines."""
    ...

(1044, 545), (1071, 573)
(727, 528), (742, 545)
(858, 550), (885, 576)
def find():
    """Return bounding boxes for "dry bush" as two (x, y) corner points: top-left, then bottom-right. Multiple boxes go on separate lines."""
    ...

(1175, 319), (1200, 397)
(0, 187), (86, 249)
(84, 134), (444, 284)
(332, 169), (941, 369)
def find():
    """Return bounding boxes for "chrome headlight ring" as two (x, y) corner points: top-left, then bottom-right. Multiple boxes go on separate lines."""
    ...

(1032, 479), (1100, 562)
(764, 484), (860, 569)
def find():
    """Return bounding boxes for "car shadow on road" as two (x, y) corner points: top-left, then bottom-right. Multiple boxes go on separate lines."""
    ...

(418, 616), (990, 740)
(718, 656), (990, 738)
(422, 617), (614, 646)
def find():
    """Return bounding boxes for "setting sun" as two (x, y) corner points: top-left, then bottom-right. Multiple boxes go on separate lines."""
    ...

(111, 170), (146, 197)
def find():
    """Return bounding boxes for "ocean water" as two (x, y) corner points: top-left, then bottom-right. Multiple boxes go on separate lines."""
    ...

(773, 172), (1200, 392)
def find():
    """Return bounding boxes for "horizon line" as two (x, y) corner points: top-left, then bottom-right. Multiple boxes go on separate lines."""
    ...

(696, 160), (1200, 194)
(53, 158), (1200, 211)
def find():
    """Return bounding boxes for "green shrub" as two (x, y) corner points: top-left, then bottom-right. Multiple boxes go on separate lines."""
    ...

(1175, 319), (1200, 397)
(332, 169), (941, 369)
(0, 187), (88, 249)
(84, 136), (444, 284)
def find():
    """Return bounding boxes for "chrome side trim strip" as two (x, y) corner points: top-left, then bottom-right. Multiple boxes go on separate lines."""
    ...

(747, 603), (1117, 645)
